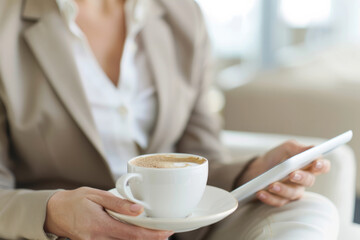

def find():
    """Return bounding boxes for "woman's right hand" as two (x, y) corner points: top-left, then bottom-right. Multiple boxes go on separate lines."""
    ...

(44, 187), (174, 240)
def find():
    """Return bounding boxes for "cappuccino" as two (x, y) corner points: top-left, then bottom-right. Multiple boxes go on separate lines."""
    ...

(131, 155), (205, 169)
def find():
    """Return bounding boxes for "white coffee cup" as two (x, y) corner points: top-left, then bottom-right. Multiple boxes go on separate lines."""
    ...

(116, 153), (208, 218)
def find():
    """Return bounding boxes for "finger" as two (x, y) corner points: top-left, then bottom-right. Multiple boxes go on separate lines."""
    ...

(90, 210), (173, 240)
(307, 159), (331, 175)
(268, 182), (305, 201)
(289, 170), (316, 187)
(257, 190), (289, 207)
(106, 216), (174, 240)
(87, 189), (144, 216)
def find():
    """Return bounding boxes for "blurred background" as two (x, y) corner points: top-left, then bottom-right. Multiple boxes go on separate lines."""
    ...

(196, 0), (360, 224)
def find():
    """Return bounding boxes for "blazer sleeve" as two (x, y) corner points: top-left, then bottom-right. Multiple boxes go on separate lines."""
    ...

(0, 97), (58, 240)
(175, 4), (246, 192)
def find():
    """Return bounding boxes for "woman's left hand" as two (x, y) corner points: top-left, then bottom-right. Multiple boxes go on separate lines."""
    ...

(238, 140), (331, 207)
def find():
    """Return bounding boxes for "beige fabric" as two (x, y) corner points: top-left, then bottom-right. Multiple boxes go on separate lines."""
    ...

(207, 192), (339, 240)
(0, 0), (245, 239)
(175, 192), (339, 240)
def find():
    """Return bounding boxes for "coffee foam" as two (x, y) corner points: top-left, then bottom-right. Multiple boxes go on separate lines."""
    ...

(131, 155), (205, 169)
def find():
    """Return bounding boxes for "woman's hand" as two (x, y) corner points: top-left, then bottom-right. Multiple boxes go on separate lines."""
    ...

(44, 187), (173, 240)
(238, 140), (331, 207)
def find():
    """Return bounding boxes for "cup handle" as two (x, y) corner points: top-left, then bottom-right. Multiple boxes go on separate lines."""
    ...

(116, 173), (150, 209)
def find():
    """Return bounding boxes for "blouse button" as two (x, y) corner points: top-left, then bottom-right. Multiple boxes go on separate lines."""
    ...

(118, 105), (128, 116)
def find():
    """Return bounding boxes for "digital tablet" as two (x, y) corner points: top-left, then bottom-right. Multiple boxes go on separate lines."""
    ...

(231, 130), (353, 205)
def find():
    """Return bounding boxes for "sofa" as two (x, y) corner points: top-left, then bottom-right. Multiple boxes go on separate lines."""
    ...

(222, 45), (360, 196)
(219, 45), (360, 237)
(221, 130), (360, 239)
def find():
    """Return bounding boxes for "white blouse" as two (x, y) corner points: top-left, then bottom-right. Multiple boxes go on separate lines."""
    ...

(56, 0), (158, 180)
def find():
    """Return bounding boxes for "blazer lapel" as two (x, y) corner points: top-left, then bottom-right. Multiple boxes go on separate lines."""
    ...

(141, 1), (180, 153)
(22, 2), (107, 161)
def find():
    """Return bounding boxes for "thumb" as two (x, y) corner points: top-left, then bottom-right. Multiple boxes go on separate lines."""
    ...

(297, 145), (314, 154)
(88, 189), (144, 216)
(285, 141), (314, 157)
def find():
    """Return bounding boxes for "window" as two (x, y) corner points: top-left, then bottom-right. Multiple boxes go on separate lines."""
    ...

(197, 0), (360, 88)
(197, 0), (360, 68)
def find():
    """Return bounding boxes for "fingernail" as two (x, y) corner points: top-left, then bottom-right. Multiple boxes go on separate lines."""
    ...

(315, 161), (323, 169)
(292, 173), (302, 181)
(130, 204), (143, 213)
(258, 192), (267, 199)
(272, 184), (281, 192)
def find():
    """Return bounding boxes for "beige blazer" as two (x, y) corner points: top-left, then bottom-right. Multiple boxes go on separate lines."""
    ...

(0, 0), (245, 239)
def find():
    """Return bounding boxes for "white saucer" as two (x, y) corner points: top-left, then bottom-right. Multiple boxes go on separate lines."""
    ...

(106, 185), (238, 233)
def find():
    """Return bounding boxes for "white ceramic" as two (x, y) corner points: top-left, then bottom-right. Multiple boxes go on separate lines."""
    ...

(116, 153), (208, 218)
(107, 186), (238, 232)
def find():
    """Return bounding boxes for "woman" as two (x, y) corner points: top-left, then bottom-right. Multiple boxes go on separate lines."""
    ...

(0, 0), (336, 239)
